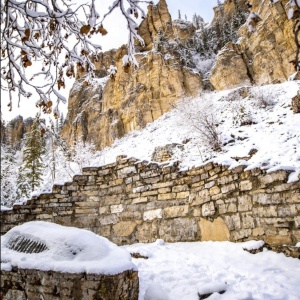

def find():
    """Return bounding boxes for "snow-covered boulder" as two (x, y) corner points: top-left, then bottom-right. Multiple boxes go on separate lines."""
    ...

(1, 221), (139, 300)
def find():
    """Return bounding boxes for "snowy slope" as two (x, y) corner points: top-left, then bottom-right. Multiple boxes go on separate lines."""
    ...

(91, 81), (300, 182)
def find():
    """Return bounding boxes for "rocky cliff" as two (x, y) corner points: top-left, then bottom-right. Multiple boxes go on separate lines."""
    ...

(3, 116), (34, 148)
(62, 0), (298, 148)
(62, 0), (203, 149)
(210, 0), (297, 90)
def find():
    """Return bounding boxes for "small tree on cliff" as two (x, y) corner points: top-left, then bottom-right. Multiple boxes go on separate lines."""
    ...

(17, 118), (46, 195)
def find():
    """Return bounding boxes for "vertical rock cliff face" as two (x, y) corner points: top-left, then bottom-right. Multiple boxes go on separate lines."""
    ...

(62, 0), (203, 149)
(210, 0), (297, 90)
(3, 116), (34, 148)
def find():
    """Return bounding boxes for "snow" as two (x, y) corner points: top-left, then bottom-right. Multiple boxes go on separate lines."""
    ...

(1, 221), (136, 275)
(0, 206), (12, 211)
(123, 240), (300, 300)
(92, 81), (300, 183)
(144, 284), (169, 300)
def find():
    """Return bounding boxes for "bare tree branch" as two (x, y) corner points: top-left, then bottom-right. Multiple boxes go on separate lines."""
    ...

(1, 0), (151, 117)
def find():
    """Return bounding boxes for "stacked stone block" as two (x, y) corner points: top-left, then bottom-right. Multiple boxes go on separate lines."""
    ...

(1, 156), (299, 246)
(1, 268), (139, 300)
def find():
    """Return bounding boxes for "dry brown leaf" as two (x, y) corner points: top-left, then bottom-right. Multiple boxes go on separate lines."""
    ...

(98, 25), (108, 36)
(80, 25), (91, 35)
(25, 28), (30, 38)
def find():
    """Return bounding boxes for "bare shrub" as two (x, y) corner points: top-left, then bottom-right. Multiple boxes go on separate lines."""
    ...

(176, 95), (222, 152)
(230, 102), (254, 127)
(252, 89), (275, 108)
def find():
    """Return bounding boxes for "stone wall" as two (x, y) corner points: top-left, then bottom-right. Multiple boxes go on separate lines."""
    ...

(1, 267), (138, 300)
(1, 156), (299, 246)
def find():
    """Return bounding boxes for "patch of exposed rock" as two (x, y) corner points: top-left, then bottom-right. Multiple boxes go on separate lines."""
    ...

(210, 0), (297, 90)
(62, 0), (203, 149)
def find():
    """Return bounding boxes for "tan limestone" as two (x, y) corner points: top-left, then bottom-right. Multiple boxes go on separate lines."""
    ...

(199, 217), (230, 241)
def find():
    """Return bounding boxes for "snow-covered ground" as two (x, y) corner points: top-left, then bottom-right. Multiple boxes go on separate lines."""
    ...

(124, 239), (300, 300)
(92, 81), (300, 183)
(2, 222), (299, 300)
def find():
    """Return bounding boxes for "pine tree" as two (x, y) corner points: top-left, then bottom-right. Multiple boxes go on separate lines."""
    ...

(1, 143), (19, 206)
(58, 113), (65, 133)
(18, 118), (46, 194)
(178, 10), (182, 20)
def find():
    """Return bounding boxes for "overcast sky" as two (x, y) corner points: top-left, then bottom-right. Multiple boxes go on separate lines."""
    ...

(1, 0), (219, 122)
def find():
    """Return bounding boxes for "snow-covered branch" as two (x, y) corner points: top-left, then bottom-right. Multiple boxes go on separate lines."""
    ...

(1, 0), (151, 116)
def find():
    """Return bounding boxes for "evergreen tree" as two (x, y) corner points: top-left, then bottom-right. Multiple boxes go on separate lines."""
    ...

(1, 143), (18, 206)
(18, 118), (46, 194)
(178, 10), (182, 20)
(58, 113), (65, 133)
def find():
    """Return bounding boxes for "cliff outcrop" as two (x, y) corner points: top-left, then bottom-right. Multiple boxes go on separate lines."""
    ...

(3, 116), (34, 148)
(62, 0), (203, 149)
(210, 0), (297, 90)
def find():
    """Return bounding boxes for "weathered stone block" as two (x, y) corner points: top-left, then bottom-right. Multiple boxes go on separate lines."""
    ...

(241, 212), (255, 229)
(100, 214), (118, 225)
(132, 197), (148, 204)
(113, 221), (137, 237)
(209, 186), (220, 196)
(265, 235), (293, 246)
(158, 218), (198, 242)
(253, 193), (281, 205)
(190, 189), (210, 206)
(224, 214), (241, 231)
(253, 206), (277, 218)
(237, 195), (252, 212)
(240, 180), (252, 191)
(143, 209), (163, 221)
(157, 193), (176, 201)
(75, 208), (96, 215)
(221, 183), (236, 194)
(176, 191), (189, 199)
(205, 181), (215, 189)
(252, 227), (265, 237)
(199, 217), (230, 241)
(164, 205), (189, 218)
(232, 229), (252, 240)
(202, 201), (215, 217)
(110, 204), (124, 214)
(278, 205), (297, 217)
(135, 221), (158, 243)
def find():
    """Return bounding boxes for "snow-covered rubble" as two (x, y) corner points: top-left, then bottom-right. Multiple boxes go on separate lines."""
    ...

(1, 221), (136, 275)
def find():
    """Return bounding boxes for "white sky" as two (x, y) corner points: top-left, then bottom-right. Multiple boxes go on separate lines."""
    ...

(1, 0), (219, 122)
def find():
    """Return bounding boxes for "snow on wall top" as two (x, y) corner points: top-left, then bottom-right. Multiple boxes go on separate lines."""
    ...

(1, 221), (136, 275)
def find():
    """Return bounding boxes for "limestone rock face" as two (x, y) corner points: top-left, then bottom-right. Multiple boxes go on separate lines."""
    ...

(210, 0), (296, 90)
(210, 43), (252, 90)
(4, 116), (34, 148)
(62, 0), (203, 149)
(137, 0), (173, 51)
(172, 20), (196, 43)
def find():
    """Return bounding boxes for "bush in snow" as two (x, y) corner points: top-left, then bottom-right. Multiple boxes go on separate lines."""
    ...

(176, 95), (223, 152)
